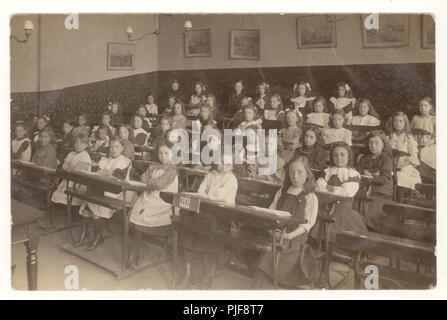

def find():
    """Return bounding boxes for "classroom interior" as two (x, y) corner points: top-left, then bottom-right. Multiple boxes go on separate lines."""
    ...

(10, 13), (436, 290)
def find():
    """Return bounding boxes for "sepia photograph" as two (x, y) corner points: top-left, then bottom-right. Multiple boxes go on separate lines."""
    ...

(8, 10), (438, 295)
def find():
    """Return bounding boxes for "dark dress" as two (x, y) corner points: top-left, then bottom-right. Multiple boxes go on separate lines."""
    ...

(357, 152), (395, 232)
(294, 145), (330, 172)
(110, 113), (123, 128)
(228, 93), (245, 116)
(255, 191), (317, 287)
(310, 171), (368, 243)
(254, 94), (271, 112)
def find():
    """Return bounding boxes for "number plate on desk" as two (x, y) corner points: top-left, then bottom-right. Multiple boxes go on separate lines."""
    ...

(173, 194), (201, 212)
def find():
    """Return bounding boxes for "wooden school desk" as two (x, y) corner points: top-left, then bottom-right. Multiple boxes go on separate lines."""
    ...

(11, 199), (44, 290)
(11, 160), (59, 229)
(313, 191), (355, 289)
(160, 191), (298, 289)
(58, 169), (152, 280)
(337, 230), (435, 289)
(382, 202), (436, 244)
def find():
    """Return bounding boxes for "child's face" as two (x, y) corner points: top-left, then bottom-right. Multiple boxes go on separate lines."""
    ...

(158, 145), (172, 164)
(314, 101), (324, 113)
(368, 136), (384, 155)
(74, 139), (88, 153)
(109, 141), (123, 158)
(206, 96), (214, 107)
(160, 119), (170, 132)
(298, 84), (307, 97)
(332, 146), (349, 167)
(235, 82), (243, 94)
(393, 115), (406, 132)
(171, 82), (179, 91)
(195, 84), (203, 95)
(259, 86), (265, 95)
(304, 130), (317, 147)
(137, 107), (147, 117)
(148, 96), (155, 104)
(419, 100), (432, 116)
(78, 116), (86, 126)
(98, 128), (108, 140)
(173, 103), (182, 115)
(63, 123), (73, 134)
(270, 98), (280, 110)
(338, 86), (346, 97)
(333, 114), (344, 129)
(102, 115), (111, 125)
(37, 118), (47, 130)
(15, 126), (25, 139)
(111, 104), (119, 114)
(244, 108), (255, 122)
(119, 127), (129, 140)
(201, 108), (210, 120)
(40, 132), (51, 146)
(168, 98), (175, 107)
(289, 162), (307, 188)
(358, 102), (370, 117)
(286, 112), (298, 127)
(133, 117), (143, 129)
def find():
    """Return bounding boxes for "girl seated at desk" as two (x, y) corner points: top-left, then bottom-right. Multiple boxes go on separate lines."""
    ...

(59, 119), (76, 150)
(51, 134), (92, 206)
(88, 125), (109, 154)
(90, 112), (116, 140)
(127, 140), (178, 268)
(309, 142), (367, 244)
(11, 121), (31, 163)
(349, 98), (381, 127)
(386, 111), (421, 201)
(356, 130), (394, 233)
(293, 125), (329, 172)
(117, 125), (135, 160)
(180, 154), (238, 289)
(13, 127), (58, 216)
(77, 138), (133, 250)
(72, 113), (91, 138)
(251, 156), (318, 289)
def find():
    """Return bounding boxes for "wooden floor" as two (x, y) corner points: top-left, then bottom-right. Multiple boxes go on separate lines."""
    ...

(10, 206), (368, 290)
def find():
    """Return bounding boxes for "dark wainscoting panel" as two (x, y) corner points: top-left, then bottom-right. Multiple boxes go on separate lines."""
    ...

(11, 63), (434, 132)
(157, 63), (435, 121)
(11, 72), (158, 131)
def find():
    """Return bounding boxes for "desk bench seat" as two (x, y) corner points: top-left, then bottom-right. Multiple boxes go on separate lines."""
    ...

(64, 188), (132, 211)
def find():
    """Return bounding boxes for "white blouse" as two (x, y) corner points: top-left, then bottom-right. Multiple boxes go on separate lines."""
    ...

(322, 127), (353, 146)
(306, 112), (330, 127)
(62, 150), (92, 171)
(316, 166), (360, 198)
(350, 115), (380, 126)
(197, 170), (238, 204)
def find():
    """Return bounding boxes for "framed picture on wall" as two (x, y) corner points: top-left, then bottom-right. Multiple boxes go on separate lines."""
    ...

(107, 42), (135, 70)
(422, 14), (435, 49)
(185, 29), (212, 57)
(361, 14), (409, 48)
(296, 15), (337, 48)
(230, 29), (260, 60)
